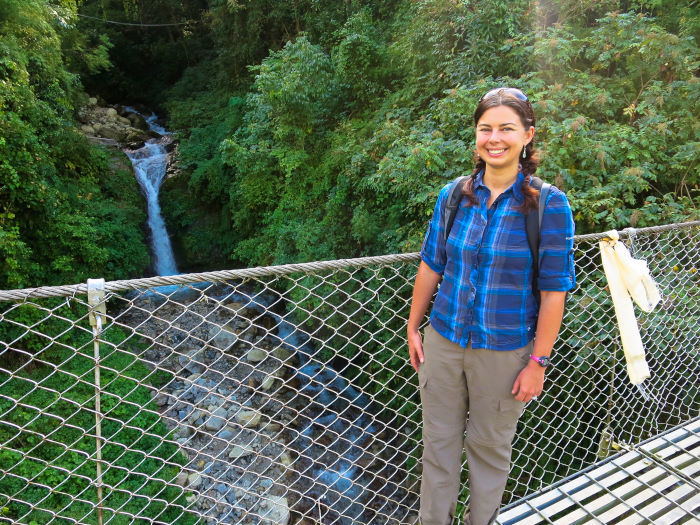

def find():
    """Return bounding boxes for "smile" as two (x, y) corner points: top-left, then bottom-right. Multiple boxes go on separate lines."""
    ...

(487, 148), (507, 155)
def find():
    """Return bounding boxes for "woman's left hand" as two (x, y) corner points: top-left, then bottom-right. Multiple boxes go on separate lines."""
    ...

(511, 362), (545, 402)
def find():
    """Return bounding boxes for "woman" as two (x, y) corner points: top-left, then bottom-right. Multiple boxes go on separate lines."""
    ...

(407, 87), (575, 525)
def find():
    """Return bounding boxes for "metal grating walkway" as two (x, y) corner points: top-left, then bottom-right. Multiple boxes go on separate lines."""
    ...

(497, 418), (700, 525)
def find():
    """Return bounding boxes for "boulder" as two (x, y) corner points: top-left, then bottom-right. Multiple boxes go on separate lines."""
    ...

(187, 473), (202, 489)
(205, 406), (228, 431)
(246, 348), (267, 363)
(209, 325), (238, 351)
(260, 496), (290, 525)
(235, 410), (261, 428)
(228, 444), (255, 459)
(127, 112), (149, 130)
(93, 123), (122, 141)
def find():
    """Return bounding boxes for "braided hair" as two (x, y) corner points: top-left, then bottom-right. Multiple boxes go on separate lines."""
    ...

(461, 89), (540, 213)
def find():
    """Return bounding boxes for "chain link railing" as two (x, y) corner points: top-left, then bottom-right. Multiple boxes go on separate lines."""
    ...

(1, 222), (698, 525)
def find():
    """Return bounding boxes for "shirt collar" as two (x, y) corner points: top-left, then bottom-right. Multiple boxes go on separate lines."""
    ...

(473, 170), (526, 203)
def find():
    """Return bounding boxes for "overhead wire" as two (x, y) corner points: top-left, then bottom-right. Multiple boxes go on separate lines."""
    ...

(75, 12), (190, 27)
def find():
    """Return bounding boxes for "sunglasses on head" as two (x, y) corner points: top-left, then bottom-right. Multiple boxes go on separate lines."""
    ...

(480, 87), (529, 102)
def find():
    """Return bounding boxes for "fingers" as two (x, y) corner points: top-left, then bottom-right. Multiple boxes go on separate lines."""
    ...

(512, 379), (543, 402)
(516, 389), (543, 403)
(407, 331), (424, 374)
(410, 345), (424, 373)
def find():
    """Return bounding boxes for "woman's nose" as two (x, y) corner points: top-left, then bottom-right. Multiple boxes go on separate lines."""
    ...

(487, 130), (502, 141)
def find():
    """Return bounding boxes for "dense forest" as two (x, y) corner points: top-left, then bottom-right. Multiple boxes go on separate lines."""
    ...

(1, 0), (698, 287)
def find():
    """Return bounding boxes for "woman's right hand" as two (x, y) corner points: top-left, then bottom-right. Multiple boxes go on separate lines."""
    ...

(407, 261), (441, 374)
(407, 327), (425, 374)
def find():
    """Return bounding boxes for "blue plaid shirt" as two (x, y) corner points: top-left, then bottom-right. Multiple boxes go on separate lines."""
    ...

(420, 171), (576, 351)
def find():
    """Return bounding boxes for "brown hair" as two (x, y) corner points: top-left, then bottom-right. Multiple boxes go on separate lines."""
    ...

(461, 88), (540, 213)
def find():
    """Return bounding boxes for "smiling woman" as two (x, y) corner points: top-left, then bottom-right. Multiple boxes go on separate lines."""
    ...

(407, 87), (576, 525)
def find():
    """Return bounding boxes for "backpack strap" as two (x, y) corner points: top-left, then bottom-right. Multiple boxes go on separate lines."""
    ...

(442, 176), (469, 245)
(527, 177), (551, 305)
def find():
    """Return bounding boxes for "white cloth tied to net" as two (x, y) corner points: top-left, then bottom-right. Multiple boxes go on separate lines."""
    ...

(599, 230), (661, 386)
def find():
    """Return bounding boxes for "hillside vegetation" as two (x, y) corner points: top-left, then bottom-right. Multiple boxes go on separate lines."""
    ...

(0, 0), (150, 289)
(1, 0), (698, 281)
(150, 0), (699, 270)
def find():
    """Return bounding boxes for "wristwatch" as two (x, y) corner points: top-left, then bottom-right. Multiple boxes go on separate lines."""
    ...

(530, 355), (551, 368)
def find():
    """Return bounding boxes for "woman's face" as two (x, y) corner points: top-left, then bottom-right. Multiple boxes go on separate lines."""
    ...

(475, 105), (534, 174)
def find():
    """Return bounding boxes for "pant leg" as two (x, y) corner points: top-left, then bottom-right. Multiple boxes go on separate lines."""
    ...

(419, 325), (469, 525)
(463, 342), (533, 525)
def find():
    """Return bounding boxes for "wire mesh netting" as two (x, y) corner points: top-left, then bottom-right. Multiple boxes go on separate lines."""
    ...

(0, 222), (698, 525)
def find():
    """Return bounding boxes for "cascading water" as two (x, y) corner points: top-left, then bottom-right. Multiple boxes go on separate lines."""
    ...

(125, 109), (178, 276)
(121, 110), (398, 522)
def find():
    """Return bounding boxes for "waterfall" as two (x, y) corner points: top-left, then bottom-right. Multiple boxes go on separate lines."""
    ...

(125, 110), (178, 276)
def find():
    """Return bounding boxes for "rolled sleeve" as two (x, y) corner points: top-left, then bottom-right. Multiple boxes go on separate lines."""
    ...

(537, 188), (576, 291)
(420, 183), (451, 275)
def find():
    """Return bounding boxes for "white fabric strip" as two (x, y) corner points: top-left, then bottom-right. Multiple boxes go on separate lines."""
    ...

(599, 230), (661, 385)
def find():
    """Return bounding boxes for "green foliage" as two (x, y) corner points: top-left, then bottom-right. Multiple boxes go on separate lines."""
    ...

(390, 0), (532, 101)
(158, 0), (698, 274)
(77, 0), (209, 105)
(0, 0), (150, 288)
(334, 9), (391, 110)
(218, 35), (343, 265)
(0, 298), (195, 523)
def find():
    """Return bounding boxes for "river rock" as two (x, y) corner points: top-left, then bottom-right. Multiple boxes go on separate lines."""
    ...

(153, 392), (170, 407)
(235, 410), (261, 428)
(177, 425), (194, 438)
(217, 429), (234, 441)
(272, 347), (292, 362)
(187, 473), (202, 489)
(187, 409), (204, 424)
(260, 374), (276, 391)
(127, 112), (149, 130)
(178, 349), (206, 374)
(209, 325), (238, 351)
(176, 472), (189, 487)
(247, 348), (267, 363)
(205, 406), (228, 431)
(78, 102), (155, 147)
(279, 452), (293, 467)
(228, 444), (255, 459)
(93, 123), (122, 141)
(260, 496), (289, 525)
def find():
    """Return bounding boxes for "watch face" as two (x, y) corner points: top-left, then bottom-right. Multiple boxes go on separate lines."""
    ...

(539, 356), (550, 367)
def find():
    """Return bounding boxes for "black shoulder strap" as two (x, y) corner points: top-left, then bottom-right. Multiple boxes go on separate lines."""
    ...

(527, 177), (551, 304)
(442, 176), (468, 245)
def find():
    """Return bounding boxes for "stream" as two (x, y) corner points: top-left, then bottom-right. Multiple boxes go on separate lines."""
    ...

(121, 108), (414, 523)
